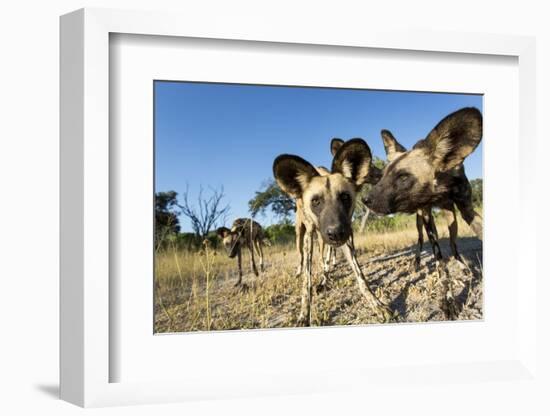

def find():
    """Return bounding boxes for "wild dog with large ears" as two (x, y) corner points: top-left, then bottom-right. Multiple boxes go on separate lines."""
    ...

(365, 107), (483, 240)
(379, 129), (445, 267)
(274, 139), (394, 326)
(216, 218), (265, 286)
(378, 127), (481, 270)
(365, 107), (482, 319)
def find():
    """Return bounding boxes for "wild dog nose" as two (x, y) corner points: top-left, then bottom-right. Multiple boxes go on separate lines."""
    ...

(326, 226), (346, 242)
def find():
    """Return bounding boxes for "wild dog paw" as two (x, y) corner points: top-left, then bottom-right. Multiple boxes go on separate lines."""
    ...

(408, 257), (421, 273)
(440, 281), (460, 319)
(442, 296), (459, 320)
(377, 304), (395, 323)
(316, 275), (333, 293)
(233, 282), (249, 293)
(453, 256), (473, 275)
(296, 314), (311, 327)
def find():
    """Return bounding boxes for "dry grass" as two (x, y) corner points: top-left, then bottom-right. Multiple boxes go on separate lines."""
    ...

(154, 214), (482, 333)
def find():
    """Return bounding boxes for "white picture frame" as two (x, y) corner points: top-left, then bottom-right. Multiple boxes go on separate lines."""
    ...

(60, 8), (538, 408)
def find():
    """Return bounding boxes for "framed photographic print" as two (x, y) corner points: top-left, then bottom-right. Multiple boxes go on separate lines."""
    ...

(60, 7), (538, 408)
(152, 81), (484, 333)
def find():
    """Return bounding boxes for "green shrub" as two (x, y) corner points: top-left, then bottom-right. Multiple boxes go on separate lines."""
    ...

(359, 213), (416, 233)
(264, 222), (295, 245)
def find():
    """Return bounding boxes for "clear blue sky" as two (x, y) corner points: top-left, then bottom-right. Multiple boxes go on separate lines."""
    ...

(155, 81), (482, 232)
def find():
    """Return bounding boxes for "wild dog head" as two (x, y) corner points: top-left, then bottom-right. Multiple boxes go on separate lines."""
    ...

(216, 226), (240, 258)
(273, 139), (373, 246)
(364, 107), (482, 214)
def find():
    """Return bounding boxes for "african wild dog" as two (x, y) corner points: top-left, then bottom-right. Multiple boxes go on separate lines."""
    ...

(274, 139), (393, 326)
(379, 129), (475, 268)
(364, 107), (483, 318)
(294, 138), (382, 285)
(301, 138), (382, 284)
(216, 218), (265, 286)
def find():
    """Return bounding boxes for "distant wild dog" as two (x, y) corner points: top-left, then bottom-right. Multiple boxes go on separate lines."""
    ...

(274, 139), (393, 326)
(216, 218), (265, 286)
(379, 129), (477, 268)
(364, 107), (483, 317)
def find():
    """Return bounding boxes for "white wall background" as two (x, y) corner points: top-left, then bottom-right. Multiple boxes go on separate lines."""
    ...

(0, 1), (548, 415)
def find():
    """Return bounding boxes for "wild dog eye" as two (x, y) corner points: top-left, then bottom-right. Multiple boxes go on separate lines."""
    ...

(311, 196), (322, 207)
(339, 192), (351, 204)
(398, 173), (410, 183)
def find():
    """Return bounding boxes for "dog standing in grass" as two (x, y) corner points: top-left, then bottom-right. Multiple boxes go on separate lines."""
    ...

(274, 139), (393, 326)
(364, 107), (483, 318)
(295, 138), (382, 287)
(379, 128), (479, 269)
(216, 218), (265, 286)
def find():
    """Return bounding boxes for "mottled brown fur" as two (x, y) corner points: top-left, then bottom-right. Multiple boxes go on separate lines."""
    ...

(294, 167), (336, 282)
(216, 218), (265, 286)
(379, 129), (475, 265)
(274, 139), (393, 326)
(365, 107), (483, 241)
(365, 107), (483, 320)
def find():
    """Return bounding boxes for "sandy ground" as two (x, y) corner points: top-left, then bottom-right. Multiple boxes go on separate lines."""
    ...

(154, 236), (483, 333)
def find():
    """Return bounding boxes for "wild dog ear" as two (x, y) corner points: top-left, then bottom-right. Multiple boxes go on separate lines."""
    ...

(331, 138), (372, 187)
(273, 155), (320, 198)
(216, 227), (230, 238)
(381, 130), (407, 162)
(330, 138), (345, 156)
(425, 107), (482, 172)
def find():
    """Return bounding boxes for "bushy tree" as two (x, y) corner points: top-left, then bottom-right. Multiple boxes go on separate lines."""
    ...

(248, 179), (296, 220)
(155, 191), (181, 248)
(470, 178), (483, 206)
(264, 219), (296, 244)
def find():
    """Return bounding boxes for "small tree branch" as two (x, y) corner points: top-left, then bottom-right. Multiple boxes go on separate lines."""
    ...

(178, 185), (230, 238)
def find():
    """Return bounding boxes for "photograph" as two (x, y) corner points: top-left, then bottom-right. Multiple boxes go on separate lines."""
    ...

(153, 81), (483, 333)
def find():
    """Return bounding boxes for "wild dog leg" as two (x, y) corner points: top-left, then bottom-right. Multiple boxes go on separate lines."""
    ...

(410, 211), (425, 270)
(330, 246), (337, 266)
(422, 210), (442, 261)
(324, 246), (333, 273)
(295, 222), (305, 277)
(235, 249), (243, 286)
(428, 209), (439, 240)
(248, 241), (259, 277)
(437, 259), (459, 320)
(297, 232), (314, 326)
(317, 231), (331, 289)
(255, 239), (264, 272)
(442, 207), (462, 262)
(422, 216), (457, 317)
(455, 201), (483, 240)
(341, 239), (394, 322)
